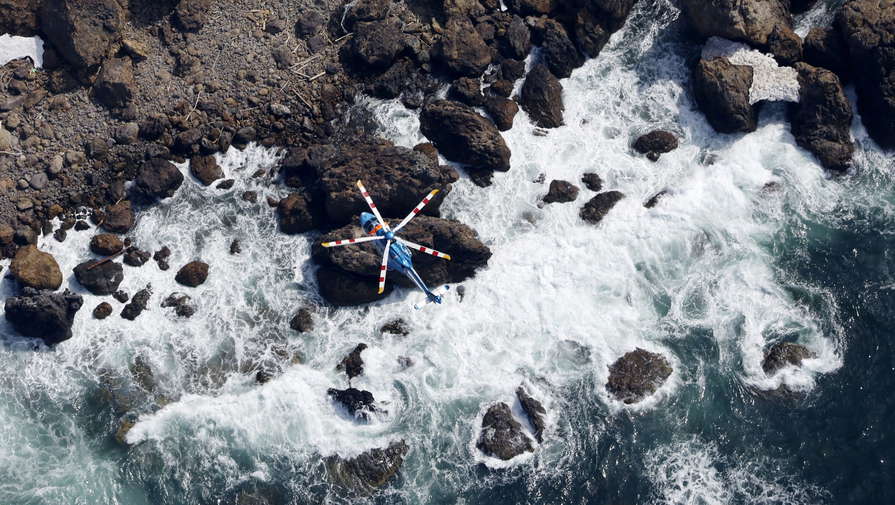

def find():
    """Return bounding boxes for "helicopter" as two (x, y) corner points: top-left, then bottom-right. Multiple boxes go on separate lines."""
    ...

(322, 180), (453, 306)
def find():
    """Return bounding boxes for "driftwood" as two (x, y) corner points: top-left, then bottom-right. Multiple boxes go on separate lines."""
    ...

(86, 249), (125, 270)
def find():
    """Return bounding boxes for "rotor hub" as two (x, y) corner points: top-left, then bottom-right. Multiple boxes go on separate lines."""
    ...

(385, 231), (395, 240)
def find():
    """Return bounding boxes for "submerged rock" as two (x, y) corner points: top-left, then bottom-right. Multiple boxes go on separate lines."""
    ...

(693, 58), (758, 134)
(73, 259), (124, 295)
(790, 63), (854, 172)
(161, 293), (196, 318)
(580, 191), (624, 225)
(289, 307), (313, 332)
(633, 131), (678, 161)
(327, 387), (380, 421)
(516, 386), (546, 442)
(542, 179), (579, 204)
(337, 344), (368, 381)
(476, 402), (533, 460)
(606, 348), (673, 404)
(4, 288), (83, 345)
(762, 342), (816, 375)
(10, 245), (62, 290)
(325, 440), (408, 491)
(380, 318), (409, 336)
(419, 100), (511, 174)
(175, 261), (209, 287)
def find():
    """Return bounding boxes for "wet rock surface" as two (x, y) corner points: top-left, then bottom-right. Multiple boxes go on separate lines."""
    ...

(580, 191), (624, 225)
(175, 261), (208, 287)
(476, 402), (533, 460)
(325, 440), (408, 492)
(520, 63), (564, 128)
(516, 386), (546, 442)
(633, 130), (678, 161)
(606, 348), (673, 404)
(419, 100), (511, 175)
(4, 287), (83, 345)
(327, 387), (380, 421)
(790, 63), (854, 172)
(693, 58), (757, 134)
(121, 286), (151, 320)
(762, 342), (816, 375)
(542, 179), (579, 204)
(74, 259), (124, 295)
(90, 233), (124, 256)
(337, 343), (368, 381)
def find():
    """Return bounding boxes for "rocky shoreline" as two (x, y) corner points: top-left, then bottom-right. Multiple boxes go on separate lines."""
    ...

(0, 0), (884, 495)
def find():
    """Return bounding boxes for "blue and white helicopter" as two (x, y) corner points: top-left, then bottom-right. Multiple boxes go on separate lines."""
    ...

(321, 180), (452, 306)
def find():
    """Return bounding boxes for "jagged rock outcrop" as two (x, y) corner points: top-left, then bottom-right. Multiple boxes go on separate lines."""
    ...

(580, 191), (624, 224)
(420, 100), (511, 175)
(836, 0), (895, 148)
(337, 343), (368, 381)
(762, 342), (815, 374)
(73, 259), (124, 295)
(790, 63), (854, 172)
(633, 130), (678, 161)
(39, 0), (124, 72)
(542, 180), (579, 204)
(606, 348), (673, 404)
(516, 386), (546, 442)
(0, 0), (39, 35)
(804, 26), (849, 81)
(476, 402), (533, 460)
(327, 387), (380, 421)
(325, 440), (408, 492)
(693, 58), (758, 134)
(4, 288), (83, 345)
(93, 57), (135, 110)
(520, 63), (564, 128)
(434, 19), (492, 77)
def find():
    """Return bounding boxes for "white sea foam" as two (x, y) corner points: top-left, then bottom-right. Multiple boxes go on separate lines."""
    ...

(0, 33), (43, 68)
(702, 36), (800, 104)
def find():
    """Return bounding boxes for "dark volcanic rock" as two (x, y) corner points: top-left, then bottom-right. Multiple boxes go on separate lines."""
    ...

(581, 172), (603, 192)
(434, 19), (492, 77)
(121, 286), (151, 320)
(337, 343), (368, 381)
(762, 342), (816, 375)
(680, 0), (798, 62)
(420, 100), (510, 173)
(74, 260), (124, 295)
(5, 288), (83, 345)
(476, 402), (533, 460)
(693, 58), (757, 134)
(542, 179), (579, 204)
(10, 245), (62, 290)
(93, 301), (113, 320)
(520, 64), (564, 128)
(836, 0), (895, 148)
(124, 247), (150, 267)
(570, 0), (638, 57)
(277, 193), (317, 234)
(327, 387), (379, 421)
(580, 191), (624, 225)
(516, 386), (546, 442)
(606, 348), (673, 404)
(633, 130), (678, 160)
(289, 307), (313, 332)
(40, 0), (124, 71)
(314, 216), (491, 305)
(790, 63), (854, 172)
(101, 200), (135, 233)
(135, 158), (184, 200)
(506, 0), (555, 16)
(349, 19), (403, 70)
(189, 155), (223, 185)
(161, 292), (196, 318)
(175, 261), (209, 287)
(93, 57), (135, 109)
(380, 318), (409, 336)
(499, 15), (532, 60)
(449, 77), (484, 107)
(541, 19), (584, 79)
(0, 0), (39, 35)
(313, 141), (457, 226)
(325, 440), (408, 491)
(804, 26), (849, 81)
(483, 95), (519, 132)
(90, 233), (124, 256)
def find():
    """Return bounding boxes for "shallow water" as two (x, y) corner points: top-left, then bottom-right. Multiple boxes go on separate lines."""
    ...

(2, 1), (894, 503)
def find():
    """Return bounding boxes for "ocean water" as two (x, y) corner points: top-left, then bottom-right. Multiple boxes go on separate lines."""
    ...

(2, 0), (894, 503)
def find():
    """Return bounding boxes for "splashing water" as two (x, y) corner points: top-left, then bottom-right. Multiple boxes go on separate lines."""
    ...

(2, 1), (893, 503)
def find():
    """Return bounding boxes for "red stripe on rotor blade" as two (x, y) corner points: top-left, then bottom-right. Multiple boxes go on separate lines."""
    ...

(422, 198), (429, 204)
(412, 209), (420, 214)
(380, 266), (386, 270)
(335, 240), (342, 245)
(349, 239), (355, 243)
(363, 192), (369, 197)
(379, 277), (385, 282)
(370, 203), (376, 208)
(432, 251), (439, 256)
(420, 247), (427, 253)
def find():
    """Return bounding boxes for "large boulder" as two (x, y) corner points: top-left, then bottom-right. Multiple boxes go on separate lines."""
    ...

(790, 63), (854, 172)
(804, 26), (849, 81)
(606, 348), (672, 404)
(327, 387), (380, 421)
(93, 57), (135, 109)
(693, 58), (758, 134)
(680, 0), (801, 64)
(316, 267), (390, 307)
(434, 19), (492, 77)
(5, 288), (83, 345)
(580, 190), (624, 224)
(189, 155), (223, 185)
(277, 193), (318, 234)
(633, 130), (678, 161)
(10, 245), (62, 290)
(40, 0), (124, 71)
(101, 200), (135, 233)
(542, 179), (579, 204)
(308, 141), (458, 226)
(762, 342), (815, 375)
(90, 233), (124, 256)
(349, 19), (403, 71)
(419, 100), (511, 174)
(175, 261), (209, 287)
(569, 0), (639, 57)
(134, 158), (184, 200)
(73, 259), (124, 295)
(325, 440), (408, 491)
(476, 402), (533, 460)
(520, 63), (564, 128)
(0, 0), (39, 35)
(498, 15), (532, 60)
(836, 0), (895, 148)
(540, 19), (584, 79)
(314, 215), (491, 301)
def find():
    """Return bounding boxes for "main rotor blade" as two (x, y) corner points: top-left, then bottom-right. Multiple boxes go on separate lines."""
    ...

(396, 238), (451, 261)
(378, 239), (392, 294)
(321, 236), (383, 248)
(392, 188), (440, 233)
(356, 180), (391, 232)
